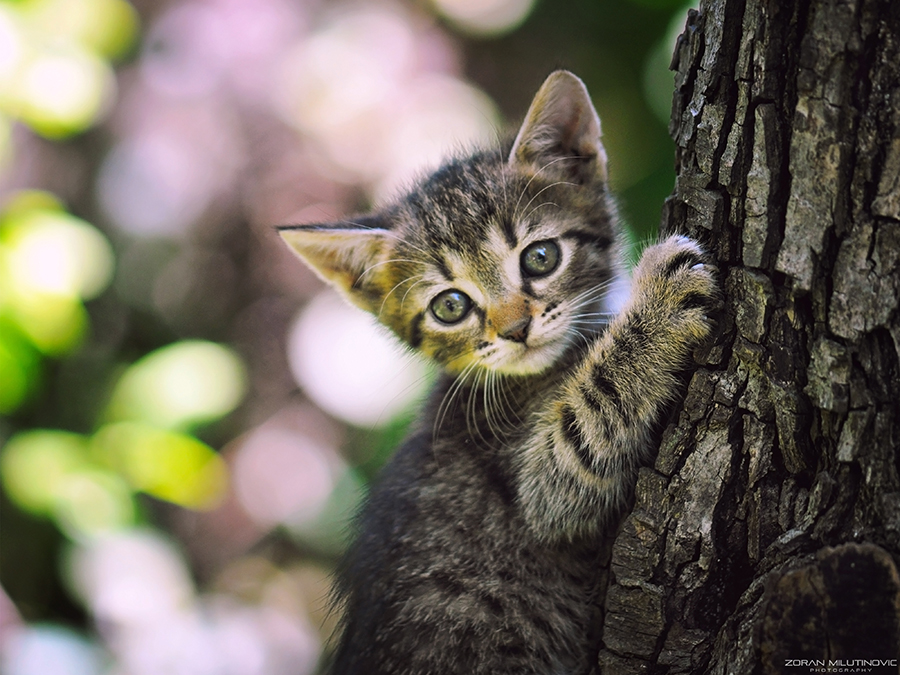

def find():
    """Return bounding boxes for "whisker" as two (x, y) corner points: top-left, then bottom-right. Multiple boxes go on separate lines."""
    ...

(517, 181), (577, 224)
(474, 369), (492, 445)
(465, 367), (487, 445)
(564, 289), (619, 316)
(570, 312), (616, 327)
(335, 217), (374, 229)
(492, 370), (520, 433)
(512, 156), (584, 223)
(568, 290), (609, 309)
(569, 327), (598, 353)
(379, 274), (426, 317)
(369, 357), (436, 428)
(522, 201), (561, 224)
(374, 229), (450, 271)
(573, 312), (618, 321)
(400, 277), (432, 312)
(569, 322), (613, 332)
(571, 310), (618, 319)
(567, 278), (616, 305)
(433, 359), (479, 445)
(501, 373), (522, 422)
(358, 258), (421, 281)
(482, 370), (498, 441)
(569, 322), (612, 338)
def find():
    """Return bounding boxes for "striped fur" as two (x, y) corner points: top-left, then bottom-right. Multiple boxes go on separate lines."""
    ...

(279, 71), (718, 675)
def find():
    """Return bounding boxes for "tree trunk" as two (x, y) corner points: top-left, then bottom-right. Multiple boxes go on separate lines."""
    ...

(598, 0), (900, 672)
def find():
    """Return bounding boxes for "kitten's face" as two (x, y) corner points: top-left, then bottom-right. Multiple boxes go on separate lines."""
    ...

(369, 159), (622, 376)
(280, 70), (626, 377)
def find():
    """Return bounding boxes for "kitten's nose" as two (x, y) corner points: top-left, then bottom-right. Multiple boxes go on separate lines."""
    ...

(498, 316), (531, 344)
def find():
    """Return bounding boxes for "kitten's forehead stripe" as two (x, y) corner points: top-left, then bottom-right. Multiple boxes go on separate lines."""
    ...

(405, 149), (513, 255)
(500, 216), (518, 249)
(562, 229), (612, 249)
(434, 255), (454, 281)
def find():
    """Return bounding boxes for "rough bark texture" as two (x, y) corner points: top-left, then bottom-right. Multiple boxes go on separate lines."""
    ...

(597, 0), (900, 672)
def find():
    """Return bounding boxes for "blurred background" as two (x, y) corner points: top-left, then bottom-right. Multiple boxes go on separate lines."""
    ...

(0, 0), (694, 672)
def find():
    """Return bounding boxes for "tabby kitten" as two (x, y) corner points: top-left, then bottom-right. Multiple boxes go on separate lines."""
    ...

(279, 71), (718, 675)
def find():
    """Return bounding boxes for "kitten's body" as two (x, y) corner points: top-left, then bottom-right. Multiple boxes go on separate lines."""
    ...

(335, 392), (604, 674)
(279, 71), (719, 674)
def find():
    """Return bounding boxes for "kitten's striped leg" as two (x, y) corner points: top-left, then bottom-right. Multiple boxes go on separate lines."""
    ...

(517, 235), (720, 541)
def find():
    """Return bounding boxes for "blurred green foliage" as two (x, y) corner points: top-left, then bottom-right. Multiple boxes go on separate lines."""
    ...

(0, 0), (246, 626)
(0, 0), (138, 147)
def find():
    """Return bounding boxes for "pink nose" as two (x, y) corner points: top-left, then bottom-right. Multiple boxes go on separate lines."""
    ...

(498, 316), (531, 343)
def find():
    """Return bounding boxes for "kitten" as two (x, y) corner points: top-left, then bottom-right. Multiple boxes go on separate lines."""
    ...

(279, 71), (718, 675)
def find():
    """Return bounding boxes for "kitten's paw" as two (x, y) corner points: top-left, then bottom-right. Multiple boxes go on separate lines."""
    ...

(632, 235), (721, 346)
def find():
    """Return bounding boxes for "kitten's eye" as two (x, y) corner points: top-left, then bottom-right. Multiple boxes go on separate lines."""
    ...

(430, 289), (472, 324)
(521, 240), (560, 277)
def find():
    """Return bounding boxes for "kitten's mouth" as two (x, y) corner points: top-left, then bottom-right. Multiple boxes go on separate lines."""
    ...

(491, 339), (567, 376)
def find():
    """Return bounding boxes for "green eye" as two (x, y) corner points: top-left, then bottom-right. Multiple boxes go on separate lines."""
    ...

(521, 240), (560, 277)
(430, 289), (472, 324)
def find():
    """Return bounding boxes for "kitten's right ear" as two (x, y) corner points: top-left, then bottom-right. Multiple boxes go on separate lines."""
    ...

(278, 216), (389, 312)
(509, 70), (607, 183)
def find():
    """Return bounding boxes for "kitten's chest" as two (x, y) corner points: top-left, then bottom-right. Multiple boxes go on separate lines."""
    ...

(425, 363), (571, 442)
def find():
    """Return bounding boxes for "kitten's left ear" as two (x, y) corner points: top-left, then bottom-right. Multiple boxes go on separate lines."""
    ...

(278, 215), (389, 313)
(509, 70), (607, 183)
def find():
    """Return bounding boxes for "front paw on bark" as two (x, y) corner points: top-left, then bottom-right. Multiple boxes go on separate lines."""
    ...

(633, 235), (721, 347)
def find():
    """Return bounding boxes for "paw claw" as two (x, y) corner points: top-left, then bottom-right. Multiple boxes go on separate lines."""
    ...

(632, 235), (721, 348)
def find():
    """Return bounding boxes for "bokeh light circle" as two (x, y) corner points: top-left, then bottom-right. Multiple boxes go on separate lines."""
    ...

(286, 291), (430, 427)
(430, 0), (536, 36)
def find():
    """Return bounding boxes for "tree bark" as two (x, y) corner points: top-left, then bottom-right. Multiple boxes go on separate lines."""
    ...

(598, 0), (900, 672)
